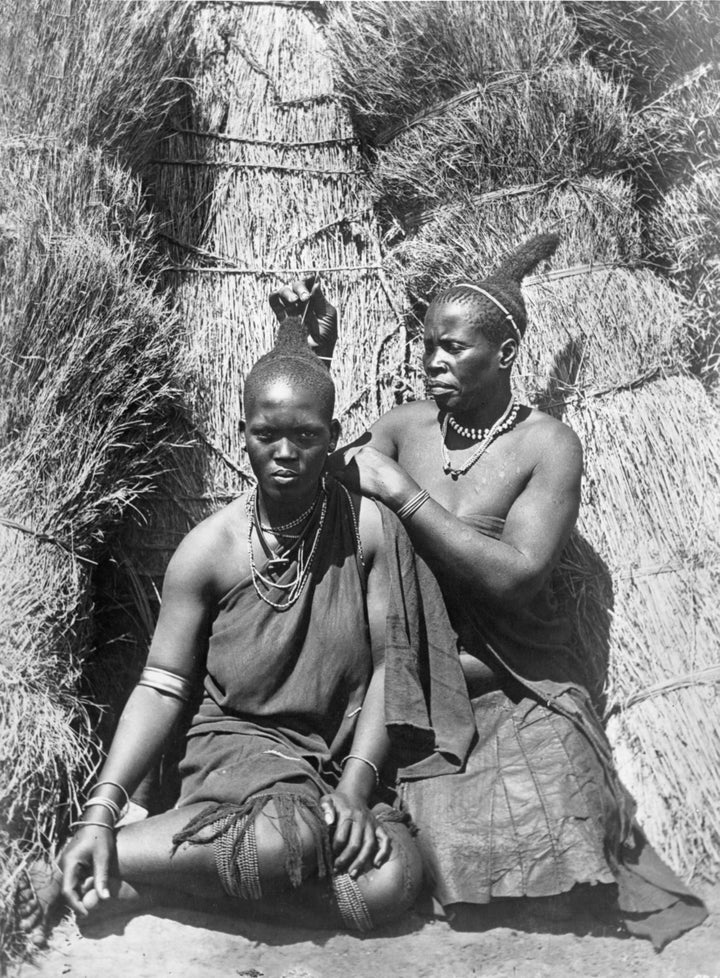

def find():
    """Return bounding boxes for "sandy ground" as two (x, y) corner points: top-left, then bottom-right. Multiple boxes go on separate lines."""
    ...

(14, 884), (719, 978)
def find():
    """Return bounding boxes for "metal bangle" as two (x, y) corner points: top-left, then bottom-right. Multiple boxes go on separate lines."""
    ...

(341, 754), (380, 787)
(70, 820), (115, 831)
(83, 797), (121, 822)
(137, 666), (193, 703)
(396, 489), (430, 521)
(91, 780), (131, 812)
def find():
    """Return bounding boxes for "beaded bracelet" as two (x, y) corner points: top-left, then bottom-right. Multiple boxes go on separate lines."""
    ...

(396, 489), (430, 522)
(341, 754), (380, 787)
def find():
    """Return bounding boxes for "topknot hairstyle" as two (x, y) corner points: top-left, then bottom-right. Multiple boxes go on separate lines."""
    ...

(428, 232), (560, 347)
(243, 314), (335, 419)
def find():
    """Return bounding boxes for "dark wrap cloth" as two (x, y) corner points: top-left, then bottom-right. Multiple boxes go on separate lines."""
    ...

(172, 479), (374, 877)
(380, 507), (707, 949)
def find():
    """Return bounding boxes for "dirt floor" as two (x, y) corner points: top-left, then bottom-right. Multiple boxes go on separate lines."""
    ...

(13, 883), (719, 978)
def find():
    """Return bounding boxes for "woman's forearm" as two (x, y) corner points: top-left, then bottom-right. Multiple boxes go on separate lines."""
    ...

(337, 665), (389, 801)
(80, 684), (185, 820)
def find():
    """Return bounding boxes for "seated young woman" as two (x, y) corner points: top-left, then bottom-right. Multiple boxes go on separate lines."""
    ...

(17, 314), (423, 945)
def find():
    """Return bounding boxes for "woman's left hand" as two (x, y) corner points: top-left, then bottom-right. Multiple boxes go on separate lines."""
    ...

(320, 790), (392, 878)
(329, 444), (418, 510)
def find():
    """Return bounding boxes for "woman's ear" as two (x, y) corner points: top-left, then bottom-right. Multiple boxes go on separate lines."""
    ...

(498, 338), (518, 370)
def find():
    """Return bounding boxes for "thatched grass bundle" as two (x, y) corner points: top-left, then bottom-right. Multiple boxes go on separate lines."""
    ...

(566, 0), (720, 103)
(647, 168), (720, 386)
(0, 0), (192, 961)
(0, 143), (188, 959)
(390, 176), (643, 302)
(635, 64), (720, 189)
(327, 0), (720, 880)
(371, 60), (634, 215)
(126, 0), (405, 582)
(0, 0), (191, 170)
(327, 0), (577, 142)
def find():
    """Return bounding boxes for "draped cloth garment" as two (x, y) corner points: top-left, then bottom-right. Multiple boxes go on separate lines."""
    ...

(175, 479), (371, 818)
(380, 508), (707, 950)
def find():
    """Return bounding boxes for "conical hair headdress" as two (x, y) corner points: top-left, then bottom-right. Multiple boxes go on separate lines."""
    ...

(434, 232), (560, 343)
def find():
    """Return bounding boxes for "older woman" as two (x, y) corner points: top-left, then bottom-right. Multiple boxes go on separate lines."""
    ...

(272, 235), (706, 949)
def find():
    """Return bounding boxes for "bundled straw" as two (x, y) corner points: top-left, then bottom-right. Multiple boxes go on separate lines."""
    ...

(566, 0), (720, 103)
(647, 168), (720, 386)
(0, 1), (192, 963)
(327, 0), (720, 880)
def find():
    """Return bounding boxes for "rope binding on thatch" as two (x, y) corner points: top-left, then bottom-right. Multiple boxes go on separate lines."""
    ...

(167, 128), (358, 148)
(150, 159), (364, 176)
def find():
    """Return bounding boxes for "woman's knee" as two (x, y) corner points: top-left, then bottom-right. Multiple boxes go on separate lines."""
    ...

(349, 823), (424, 929)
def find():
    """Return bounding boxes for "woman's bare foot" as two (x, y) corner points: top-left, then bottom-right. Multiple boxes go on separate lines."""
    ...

(15, 861), (63, 947)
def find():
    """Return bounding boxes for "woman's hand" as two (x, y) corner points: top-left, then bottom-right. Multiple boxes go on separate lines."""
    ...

(59, 825), (117, 916)
(329, 443), (419, 511)
(320, 790), (391, 878)
(269, 274), (338, 362)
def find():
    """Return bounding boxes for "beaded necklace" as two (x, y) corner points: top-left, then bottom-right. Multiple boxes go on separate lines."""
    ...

(441, 396), (520, 478)
(246, 483), (328, 610)
(258, 489), (321, 534)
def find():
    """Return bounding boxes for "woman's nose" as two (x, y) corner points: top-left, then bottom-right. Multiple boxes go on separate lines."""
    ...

(424, 348), (445, 374)
(274, 438), (298, 459)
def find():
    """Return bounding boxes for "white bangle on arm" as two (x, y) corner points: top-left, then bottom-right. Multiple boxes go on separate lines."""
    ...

(396, 489), (430, 522)
(341, 754), (380, 787)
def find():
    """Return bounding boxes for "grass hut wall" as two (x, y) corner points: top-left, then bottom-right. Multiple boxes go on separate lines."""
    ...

(0, 0), (192, 961)
(326, 0), (720, 881)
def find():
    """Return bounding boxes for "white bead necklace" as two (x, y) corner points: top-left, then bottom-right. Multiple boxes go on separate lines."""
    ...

(441, 397), (520, 478)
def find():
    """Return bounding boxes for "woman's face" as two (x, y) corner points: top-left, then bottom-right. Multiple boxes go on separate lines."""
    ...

(423, 300), (507, 414)
(244, 379), (338, 506)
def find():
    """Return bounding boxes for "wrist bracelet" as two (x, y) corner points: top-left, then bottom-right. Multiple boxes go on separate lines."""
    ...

(90, 780), (130, 812)
(83, 797), (121, 822)
(396, 489), (430, 521)
(70, 820), (115, 831)
(341, 754), (380, 787)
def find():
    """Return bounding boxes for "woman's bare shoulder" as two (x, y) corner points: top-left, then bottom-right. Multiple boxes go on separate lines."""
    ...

(164, 496), (248, 593)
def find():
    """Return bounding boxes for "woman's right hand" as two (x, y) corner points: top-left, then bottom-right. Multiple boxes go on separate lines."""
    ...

(60, 825), (117, 915)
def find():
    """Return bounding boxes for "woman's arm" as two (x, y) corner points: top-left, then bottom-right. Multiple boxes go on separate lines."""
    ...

(334, 421), (583, 612)
(321, 496), (392, 878)
(60, 527), (215, 912)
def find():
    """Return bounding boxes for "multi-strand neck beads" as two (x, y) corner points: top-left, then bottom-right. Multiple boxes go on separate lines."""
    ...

(441, 396), (520, 478)
(246, 482), (327, 610)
